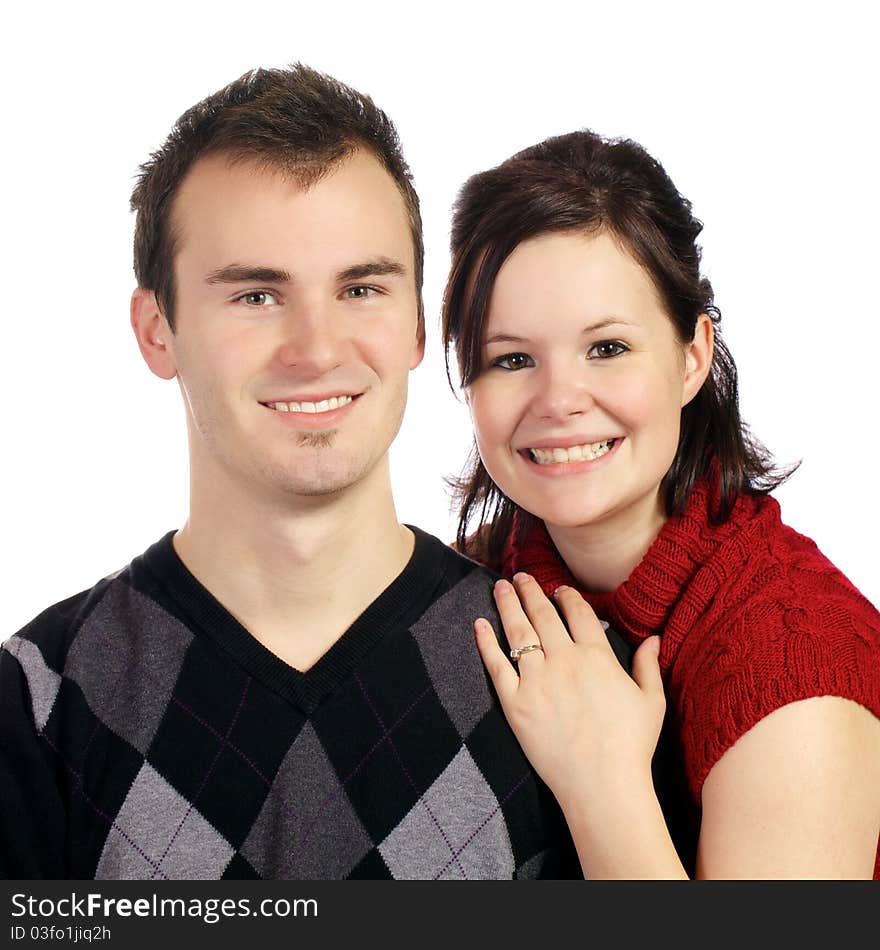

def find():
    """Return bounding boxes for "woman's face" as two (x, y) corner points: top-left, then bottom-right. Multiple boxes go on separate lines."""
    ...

(466, 230), (711, 537)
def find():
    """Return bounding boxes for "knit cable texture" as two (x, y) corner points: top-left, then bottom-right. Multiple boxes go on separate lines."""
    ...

(501, 477), (880, 876)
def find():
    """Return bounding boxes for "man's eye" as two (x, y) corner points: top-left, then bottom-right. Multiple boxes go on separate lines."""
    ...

(344, 286), (378, 299)
(239, 291), (278, 307)
(588, 340), (628, 359)
(492, 352), (534, 371)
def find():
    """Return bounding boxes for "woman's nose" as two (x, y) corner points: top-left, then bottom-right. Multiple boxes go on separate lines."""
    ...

(530, 364), (594, 420)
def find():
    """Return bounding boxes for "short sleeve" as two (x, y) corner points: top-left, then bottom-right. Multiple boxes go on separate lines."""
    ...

(674, 578), (880, 805)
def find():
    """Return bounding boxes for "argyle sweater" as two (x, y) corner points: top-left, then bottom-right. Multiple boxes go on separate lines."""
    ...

(0, 527), (577, 880)
(501, 477), (880, 877)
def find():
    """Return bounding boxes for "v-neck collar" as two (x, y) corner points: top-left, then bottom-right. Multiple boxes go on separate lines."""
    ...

(139, 526), (447, 713)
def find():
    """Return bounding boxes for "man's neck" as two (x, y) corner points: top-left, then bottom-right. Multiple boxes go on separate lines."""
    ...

(173, 462), (413, 670)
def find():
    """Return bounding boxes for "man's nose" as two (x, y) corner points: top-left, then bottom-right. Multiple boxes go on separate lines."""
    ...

(276, 301), (344, 374)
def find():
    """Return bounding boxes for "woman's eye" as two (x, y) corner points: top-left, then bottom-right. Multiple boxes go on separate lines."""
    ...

(588, 340), (628, 359)
(492, 352), (534, 371)
(239, 291), (278, 307)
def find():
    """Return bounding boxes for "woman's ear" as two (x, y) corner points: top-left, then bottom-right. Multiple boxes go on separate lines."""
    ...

(681, 313), (714, 407)
(130, 288), (177, 380)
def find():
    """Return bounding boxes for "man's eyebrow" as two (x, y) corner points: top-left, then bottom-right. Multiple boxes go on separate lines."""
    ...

(336, 258), (407, 282)
(205, 264), (292, 285)
(484, 317), (638, 346)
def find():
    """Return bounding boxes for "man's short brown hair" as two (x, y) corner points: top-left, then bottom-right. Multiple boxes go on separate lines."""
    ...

(131, 64), (423, 330)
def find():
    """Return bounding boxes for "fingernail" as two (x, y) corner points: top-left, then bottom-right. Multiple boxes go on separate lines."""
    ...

(512, 572), (530, 583)
(553, 585), (570, 597)
(494, 579), (512, 593)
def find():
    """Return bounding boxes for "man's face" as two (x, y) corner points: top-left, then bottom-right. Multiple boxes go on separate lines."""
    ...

(160, 149), (424, 503)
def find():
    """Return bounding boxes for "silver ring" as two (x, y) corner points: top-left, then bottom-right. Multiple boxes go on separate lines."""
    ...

(510, 643), (544, 661)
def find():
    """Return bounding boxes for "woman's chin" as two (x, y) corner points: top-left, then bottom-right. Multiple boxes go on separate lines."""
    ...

(510, 494), (612, 532)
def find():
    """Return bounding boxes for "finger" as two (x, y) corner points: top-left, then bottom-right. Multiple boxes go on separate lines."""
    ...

(492, 580), (545, 664)
(510, 573), (570, 655)
(551, 585), (609, 646)
(631, 636), (665, 711)
(474, 617), (520, 699)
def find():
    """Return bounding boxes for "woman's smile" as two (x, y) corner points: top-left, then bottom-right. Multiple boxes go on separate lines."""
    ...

(518, 436), (623, 474)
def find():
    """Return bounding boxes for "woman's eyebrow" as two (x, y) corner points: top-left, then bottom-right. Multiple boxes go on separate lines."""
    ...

(582, 317), (638, 333)
(484, 332), (529, 345)
(485, 317), (638, 345)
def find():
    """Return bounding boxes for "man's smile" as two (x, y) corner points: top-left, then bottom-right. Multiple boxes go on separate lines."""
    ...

(262, 394), (357, 414)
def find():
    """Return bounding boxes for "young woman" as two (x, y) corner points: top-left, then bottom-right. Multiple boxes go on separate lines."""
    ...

(441, 131), (880, 878)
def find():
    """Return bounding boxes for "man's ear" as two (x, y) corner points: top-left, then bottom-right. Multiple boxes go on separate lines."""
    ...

(410, 313), (426, 370)
(681, 312), (714, 407)
(131, 288), (177, 380)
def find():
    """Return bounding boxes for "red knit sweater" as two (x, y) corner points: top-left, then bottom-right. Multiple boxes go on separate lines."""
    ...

(500, 477), (880, 878)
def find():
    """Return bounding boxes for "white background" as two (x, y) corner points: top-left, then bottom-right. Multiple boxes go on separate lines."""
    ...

(2, 0), (878, 637)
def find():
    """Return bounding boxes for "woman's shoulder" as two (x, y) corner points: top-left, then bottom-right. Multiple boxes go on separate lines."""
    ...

(723, 493), (877, 626)
(670, 495), (880, 803)
(679, 494), (880, 681)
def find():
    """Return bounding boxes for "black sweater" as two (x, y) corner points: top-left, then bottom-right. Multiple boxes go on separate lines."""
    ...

(0, 528), (577, 879)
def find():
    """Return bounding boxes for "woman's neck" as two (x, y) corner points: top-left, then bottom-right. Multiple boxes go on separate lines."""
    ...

(545, 490), (667, 593)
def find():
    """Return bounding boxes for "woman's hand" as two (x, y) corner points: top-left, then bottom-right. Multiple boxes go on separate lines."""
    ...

(475, 573), (666, 815)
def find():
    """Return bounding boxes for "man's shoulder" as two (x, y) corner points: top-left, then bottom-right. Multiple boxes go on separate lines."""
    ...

(4, 574), (120, 676)
(410, 524), (499, 572)
(3, 535), (174, 679)
(407, 525), (502, 629)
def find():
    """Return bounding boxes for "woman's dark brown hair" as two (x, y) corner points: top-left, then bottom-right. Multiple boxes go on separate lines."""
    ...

(441, 130), (794, 566)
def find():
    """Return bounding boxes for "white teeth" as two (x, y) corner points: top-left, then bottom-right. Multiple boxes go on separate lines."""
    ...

(269, 395), (353, 414)
(529, 439), (615, 465)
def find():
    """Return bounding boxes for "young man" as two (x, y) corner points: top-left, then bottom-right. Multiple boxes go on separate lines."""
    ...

(0, 66), (576, 879)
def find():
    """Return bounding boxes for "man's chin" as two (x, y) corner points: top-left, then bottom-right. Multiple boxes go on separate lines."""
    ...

(261, 461), (374, 500)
